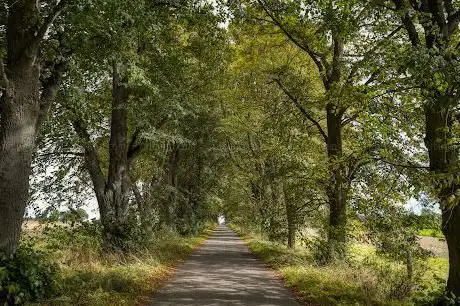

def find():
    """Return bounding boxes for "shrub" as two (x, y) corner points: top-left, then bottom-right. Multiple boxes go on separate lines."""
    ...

(0, 244), (59, 305)
(301, 235), (347, 265)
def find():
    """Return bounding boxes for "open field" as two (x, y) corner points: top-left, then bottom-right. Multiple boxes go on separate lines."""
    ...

(419, 236), (448, 258)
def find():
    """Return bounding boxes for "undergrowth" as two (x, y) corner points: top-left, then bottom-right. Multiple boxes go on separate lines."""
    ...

(230, 223), (448, 306)
(11, 222), (215, 305)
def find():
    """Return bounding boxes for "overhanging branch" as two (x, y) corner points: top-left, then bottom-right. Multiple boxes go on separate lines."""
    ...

(256, 0), (327, 84)
(35, 0), (70, 43)
(39, 151), (85, 157)
(392, 0), (421, 46)
(347, 25), (403, 84)
(375, 157), (430, 169)
(341, 114), (359, 126)
(274, 78), (328, 143)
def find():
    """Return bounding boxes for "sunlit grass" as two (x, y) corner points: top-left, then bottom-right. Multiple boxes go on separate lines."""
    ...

(230, 224), (448, 306)
(27, 225), (214, 306)
(418, 228), (444, 238)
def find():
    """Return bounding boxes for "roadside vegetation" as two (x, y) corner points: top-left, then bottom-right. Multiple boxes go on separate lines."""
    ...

(231, 224), (447, 306)
(3, 221), (214, 306)
(418, 229), (444, 239)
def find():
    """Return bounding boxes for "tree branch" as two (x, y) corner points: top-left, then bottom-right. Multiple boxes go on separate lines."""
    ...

(274, 78), (328, 143)
(295, 198), (326, 214)
(375, 157), (430, 169)
(72, 119), (108, 195)
(0, 56), (8, 91)
(364, 69), (382, 86)
(346, 25), (403, 84)
(392, 0), (421, 46)
(35, 0), (70, 44)
(39, 151), (85, 157)
(127, 116), (169, 166)
(38, 59), (67, 129)
(256, 0), (328, 85)
(444, 0), (455, 15)
(225, 138), (244, 171)
(127, 129), (144, 164)
(341, 113), (360, 126)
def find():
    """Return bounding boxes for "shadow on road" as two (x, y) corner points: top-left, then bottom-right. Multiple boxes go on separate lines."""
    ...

(151, 225), (299, 306)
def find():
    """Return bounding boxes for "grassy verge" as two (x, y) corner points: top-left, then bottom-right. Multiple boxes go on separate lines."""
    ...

(230, 224), (447, 306)
(418, 228), (444, 239)
(25, 223), (215, 306)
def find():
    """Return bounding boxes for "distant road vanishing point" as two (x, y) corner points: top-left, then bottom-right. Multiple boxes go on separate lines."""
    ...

(151, 225), (300, 306)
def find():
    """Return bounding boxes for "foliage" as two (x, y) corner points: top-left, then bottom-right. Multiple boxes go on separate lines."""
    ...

(418, 229), (444, 239)
(415, 208), (442, 233)
(37, 208), (89, 224)
(231, 223), (448, 306)
(31, 0), (230, 243)
(16, 221), (215, 305)
(0, 244), (59, 305)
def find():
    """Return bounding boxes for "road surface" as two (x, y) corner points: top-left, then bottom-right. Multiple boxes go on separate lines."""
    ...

(151, 225), (300, 306)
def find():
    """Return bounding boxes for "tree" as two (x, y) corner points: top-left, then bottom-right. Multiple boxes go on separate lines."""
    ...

(33, 0), (230, 248)
(0, 0), (72, 254)
(229, 0), (402, 260)
(374, 0), (460, 296)
(220, 23), (327, 247)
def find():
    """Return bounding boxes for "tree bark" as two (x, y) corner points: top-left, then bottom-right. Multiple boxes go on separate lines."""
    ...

(285, 200), (296, 249)
(443, 205), (460, 296)
(73, 119), (108, 216)
(101, 62), (131, 247)
(73, 62), (132, 250)
(0, 1), (66, 254)
(326, 105), (347, 260)
(130, 177), (147, 227)
(425, 100), (460, 296)
(162, 143), (180, 228)
(391, 1), (460, 296)
(406, 249), (413, 282)
(0, 72), (39, 254)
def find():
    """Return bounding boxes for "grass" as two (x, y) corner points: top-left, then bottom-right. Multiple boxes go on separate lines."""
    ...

(230, 224), (448, 306)
(418, 228), (444, 239)
(24, 223), (215, 306)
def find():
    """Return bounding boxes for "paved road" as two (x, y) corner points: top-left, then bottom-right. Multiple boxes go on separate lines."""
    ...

(151, 225), (300, 306)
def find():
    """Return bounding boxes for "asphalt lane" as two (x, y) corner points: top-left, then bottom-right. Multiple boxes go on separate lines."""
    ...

(151, 225), (300, 306)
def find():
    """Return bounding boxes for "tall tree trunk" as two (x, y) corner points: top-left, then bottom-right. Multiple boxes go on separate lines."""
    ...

(285, 201), (296, 249)
(326, 105), (346, 260)
(162, 143), (179, 228)
(0, 1), (66, 254)
(280, 182), (296, 249)
(101, 62), (131, 248)
(391, 0), (460, 296)
(0, 70), (39, 254)
(424, 100), (460, 296)
(73, 119), (110, 218)
(130, 177), (148, 228)
(73, 62), (131, 250)
(443, 205), (460, 296)
(405, 249), (413, 282)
